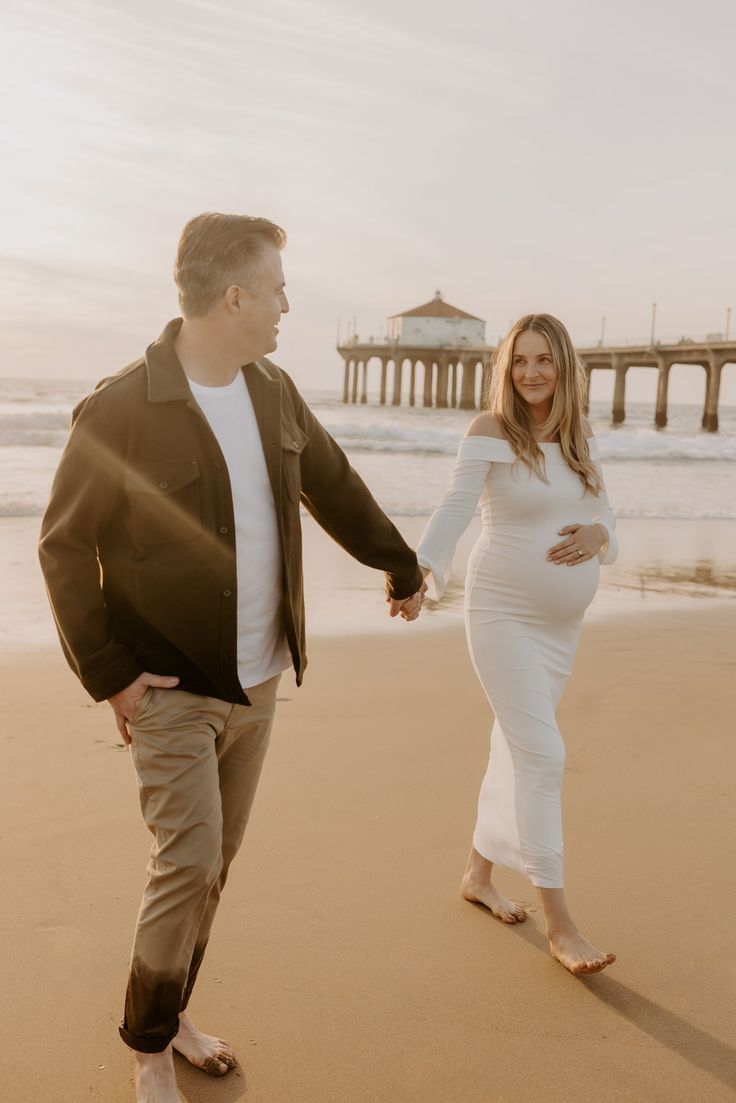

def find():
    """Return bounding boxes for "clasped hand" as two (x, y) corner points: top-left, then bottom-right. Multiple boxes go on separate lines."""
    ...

(546, 523), (606, 565)
(387, 574), (429, 622)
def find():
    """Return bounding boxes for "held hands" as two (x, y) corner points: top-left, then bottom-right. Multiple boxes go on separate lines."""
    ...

(546, 523), (607, 566)
(387, 575), (429, 622)
(108, 672), (180, 745)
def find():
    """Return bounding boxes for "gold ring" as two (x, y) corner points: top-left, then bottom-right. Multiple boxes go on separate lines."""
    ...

(577, 549), (583, 557)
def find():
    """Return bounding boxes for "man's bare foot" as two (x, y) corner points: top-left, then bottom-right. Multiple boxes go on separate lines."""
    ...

(172, 1012), (237, 1076)
(548, 929), (616, 975)
(133, 1047), (180, 1103)
(461, 875), (527, 924)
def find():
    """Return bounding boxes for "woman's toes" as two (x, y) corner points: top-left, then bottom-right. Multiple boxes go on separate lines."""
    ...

(549, 934), (615, 975)
(462, 881), (527, 926)
(581, 956), (610, 974)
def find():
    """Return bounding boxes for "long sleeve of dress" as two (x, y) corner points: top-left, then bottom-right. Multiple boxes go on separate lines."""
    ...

(416, 436), (494, 600)
(589, 442), (618, 564)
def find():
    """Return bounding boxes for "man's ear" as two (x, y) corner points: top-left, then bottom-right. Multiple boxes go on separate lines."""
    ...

(224, 284), (243, 312)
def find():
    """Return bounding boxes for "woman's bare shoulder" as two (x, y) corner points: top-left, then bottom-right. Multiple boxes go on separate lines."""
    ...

(465, 413), (506, 439)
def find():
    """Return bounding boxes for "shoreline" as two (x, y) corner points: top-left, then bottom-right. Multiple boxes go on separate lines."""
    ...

(1, 514), (734, 650)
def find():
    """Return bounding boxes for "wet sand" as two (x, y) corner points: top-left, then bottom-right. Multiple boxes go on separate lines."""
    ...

(3, 514), (736, 649)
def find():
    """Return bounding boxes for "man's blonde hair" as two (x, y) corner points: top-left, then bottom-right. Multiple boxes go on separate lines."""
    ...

(484, 313), (601, 494)
(174, 212), (287, 317)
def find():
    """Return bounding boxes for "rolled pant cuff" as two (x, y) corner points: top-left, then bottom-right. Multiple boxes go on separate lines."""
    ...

(118, 1019), (179, 1053)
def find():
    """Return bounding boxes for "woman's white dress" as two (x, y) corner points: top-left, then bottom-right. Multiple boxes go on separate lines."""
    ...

(417, 435), (618, 889)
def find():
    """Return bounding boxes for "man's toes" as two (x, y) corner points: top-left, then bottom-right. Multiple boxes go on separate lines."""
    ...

(201, 1056), (229, 1076)
(217, 1051), (237, 1069)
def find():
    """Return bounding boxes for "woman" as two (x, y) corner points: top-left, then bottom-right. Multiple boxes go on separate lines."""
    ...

(417, 313), (618, 975)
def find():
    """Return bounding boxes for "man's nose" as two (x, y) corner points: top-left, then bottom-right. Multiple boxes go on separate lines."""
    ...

(281, 293), (290, 313)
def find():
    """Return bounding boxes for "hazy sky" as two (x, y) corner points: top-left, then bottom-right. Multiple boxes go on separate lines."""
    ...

(2, 0), (735, 405)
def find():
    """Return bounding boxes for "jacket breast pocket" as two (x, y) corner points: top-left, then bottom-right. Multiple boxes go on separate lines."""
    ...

(124, 459), (203, 545)
(281, 426), (307, 503)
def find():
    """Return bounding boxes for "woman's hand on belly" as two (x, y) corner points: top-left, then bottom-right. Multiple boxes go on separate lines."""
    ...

(546, 523), (606, 566)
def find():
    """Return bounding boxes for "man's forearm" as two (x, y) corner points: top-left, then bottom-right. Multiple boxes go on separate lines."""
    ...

(300, 485), (423, 598)
(39, 537), (143, 701)
(39, 390), (142, 700)
(294, 395), (423, 597)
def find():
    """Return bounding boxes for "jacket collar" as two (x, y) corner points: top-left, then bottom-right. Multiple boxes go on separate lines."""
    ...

(145, 318), (280, 411)
(142, 321), (286, 562)
(145, 318), (193, 402)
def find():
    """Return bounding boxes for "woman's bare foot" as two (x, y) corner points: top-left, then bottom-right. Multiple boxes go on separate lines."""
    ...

(537, 888), (615, 975)
(548, 928), (616, 975)
(172, 1012), (237, 1076)
(461, 874), (527, 924)
(133, 1047), (181, 1103)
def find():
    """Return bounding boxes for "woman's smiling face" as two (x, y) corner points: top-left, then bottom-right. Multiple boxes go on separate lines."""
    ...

(510, 329), (558, 418)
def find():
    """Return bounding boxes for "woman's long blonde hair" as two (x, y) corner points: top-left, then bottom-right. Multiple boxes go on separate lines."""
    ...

(483, 313), (601, 494)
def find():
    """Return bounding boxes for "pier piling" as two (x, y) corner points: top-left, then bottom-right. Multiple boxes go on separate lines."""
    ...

(655, 357), (670, 428)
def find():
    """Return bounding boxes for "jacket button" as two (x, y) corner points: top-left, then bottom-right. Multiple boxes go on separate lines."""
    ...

(222, 589), (232, 597)
(214, 464), (223, 472)
(159, 480), (169, 489)
(219, 526), (229, 534)
(222, 654), (230, 663)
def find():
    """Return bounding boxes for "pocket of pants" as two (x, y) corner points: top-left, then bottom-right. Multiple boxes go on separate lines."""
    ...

(131, 686), (155, 723)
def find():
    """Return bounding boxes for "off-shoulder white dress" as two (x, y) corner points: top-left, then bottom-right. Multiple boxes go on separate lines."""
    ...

(417, 436), (618, 889)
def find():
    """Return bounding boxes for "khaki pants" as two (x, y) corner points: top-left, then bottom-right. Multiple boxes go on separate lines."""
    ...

(119, 676), (280, 1053)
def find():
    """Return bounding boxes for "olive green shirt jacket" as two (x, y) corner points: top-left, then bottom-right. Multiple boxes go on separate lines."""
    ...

(39, 319), (423, 704)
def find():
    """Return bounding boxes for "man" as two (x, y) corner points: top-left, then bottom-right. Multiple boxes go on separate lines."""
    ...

(39, 212), (425, 1103)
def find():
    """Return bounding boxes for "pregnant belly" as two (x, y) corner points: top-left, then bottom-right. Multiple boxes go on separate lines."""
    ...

(467, 535), (600, 621)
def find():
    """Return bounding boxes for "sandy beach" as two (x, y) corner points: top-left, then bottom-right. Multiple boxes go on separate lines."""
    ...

(1, 513), (735, 1102)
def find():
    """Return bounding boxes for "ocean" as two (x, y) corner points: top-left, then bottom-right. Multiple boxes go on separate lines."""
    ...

(2, 377), (734, 523)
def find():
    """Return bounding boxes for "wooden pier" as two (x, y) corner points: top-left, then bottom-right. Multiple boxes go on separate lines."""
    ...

(337, 339), (736, 431)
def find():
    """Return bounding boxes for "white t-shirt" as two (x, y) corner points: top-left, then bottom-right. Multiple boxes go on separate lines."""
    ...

(188, 372), (291, 689)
